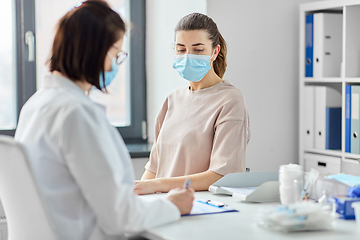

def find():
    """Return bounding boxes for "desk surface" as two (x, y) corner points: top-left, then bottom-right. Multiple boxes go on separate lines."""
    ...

(137, 191), (360, 240)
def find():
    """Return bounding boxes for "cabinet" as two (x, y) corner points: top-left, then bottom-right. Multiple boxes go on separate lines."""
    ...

(0, 202), (6, 240)
(299, 0), (360, 176)
(0, 222), (7, 240)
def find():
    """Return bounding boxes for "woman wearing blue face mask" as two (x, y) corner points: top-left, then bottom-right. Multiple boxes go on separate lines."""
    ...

(14, 1), (194, 239)
(135, 13), (251, 195)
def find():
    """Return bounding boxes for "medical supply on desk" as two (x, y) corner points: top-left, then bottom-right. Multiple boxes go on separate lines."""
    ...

(326, 173), (360, 187)
(348, 185), (360, 198)
(327, 185), (360, 219)
(301, 168), (319, 200)
(317, 174), (360, 220)
(330, 196), (360, 219)
(325, 185), (360, 220)
(256, 201), (333, 232)
(310, 177), (349, 201)
(318, 190), (329, 205)
(279, 164), (303, 205)
(352, 202), (360, 225)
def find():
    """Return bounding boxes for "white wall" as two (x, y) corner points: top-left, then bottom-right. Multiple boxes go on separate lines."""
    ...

(146, 0), (207, 142)
(207, 0), (317, 172)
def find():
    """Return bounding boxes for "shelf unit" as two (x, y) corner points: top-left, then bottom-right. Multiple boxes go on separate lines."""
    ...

(299, 0), (360, 175)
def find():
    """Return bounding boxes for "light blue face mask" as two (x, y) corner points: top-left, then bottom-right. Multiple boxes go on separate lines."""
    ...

(173, 53), (213, 82)
(99, 54), (119, 89)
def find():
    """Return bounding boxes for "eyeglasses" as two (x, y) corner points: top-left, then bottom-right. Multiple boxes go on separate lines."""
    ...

(111, 45), (128, 65)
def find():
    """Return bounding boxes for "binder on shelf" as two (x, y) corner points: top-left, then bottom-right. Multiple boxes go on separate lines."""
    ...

(304, 86), (315, 149)
(313, 13), (342, 78)
(346, 85), (351, 153)
(305, 14), (313, 77)
(314, 86), (326, 149)
(208, 171), (280, 203)
(326, 107), (341, 150)
(344, 6), (360, 77)
(351, 86), (360, 154)
(314, 86), (342, 149)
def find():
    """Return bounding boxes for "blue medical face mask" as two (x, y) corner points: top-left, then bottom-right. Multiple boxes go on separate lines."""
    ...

(173, 52), (214, 82)
(99, 54), (119, 89)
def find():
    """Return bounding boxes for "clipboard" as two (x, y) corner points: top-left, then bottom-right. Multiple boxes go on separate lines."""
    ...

(182, 199), (238, 217)
(208, 171), (280, 203)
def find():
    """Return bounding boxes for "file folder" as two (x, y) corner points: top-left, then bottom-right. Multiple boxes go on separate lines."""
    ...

(326, 107), (341, 150)
(208, 171), (280, 203)
(314, 86), (327, 149)
(351, 86), (360, 154)
(346, 85), (351, 153)
(304, 86), (315, 149)
(313, 13), (342, 78)
(314, 86), (342, 149)
(305, 14), (314, 77)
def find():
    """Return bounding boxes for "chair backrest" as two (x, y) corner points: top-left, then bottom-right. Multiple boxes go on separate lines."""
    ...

(0, 135), (59, 240)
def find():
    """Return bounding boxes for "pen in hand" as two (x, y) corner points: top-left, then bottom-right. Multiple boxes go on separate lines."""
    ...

(183, 178), (191, 190)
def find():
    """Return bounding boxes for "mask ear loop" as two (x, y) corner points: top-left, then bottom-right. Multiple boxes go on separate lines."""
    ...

(210, 49), (216, 67)
(107, 52), (115, 60)
(107, 52), (118, 70)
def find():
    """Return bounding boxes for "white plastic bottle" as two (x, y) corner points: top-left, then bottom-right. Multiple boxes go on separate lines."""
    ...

(279, 164), (303, 205)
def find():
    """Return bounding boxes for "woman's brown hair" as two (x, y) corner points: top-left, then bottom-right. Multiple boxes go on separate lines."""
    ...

(175, 13), (227, 78)
(49, 0), (125, 90)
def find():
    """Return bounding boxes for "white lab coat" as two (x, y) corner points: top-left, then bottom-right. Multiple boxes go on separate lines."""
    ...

(14, 74), (180, 240)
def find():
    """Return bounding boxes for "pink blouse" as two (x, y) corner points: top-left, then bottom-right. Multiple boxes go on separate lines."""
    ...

(145, 81), (250, 177)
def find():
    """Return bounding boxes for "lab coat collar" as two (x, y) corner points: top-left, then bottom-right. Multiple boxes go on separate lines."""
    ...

(43, 74), (89, 98)
(43, 74), (107, 112)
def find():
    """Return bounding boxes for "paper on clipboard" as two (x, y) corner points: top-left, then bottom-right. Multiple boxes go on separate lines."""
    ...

(183, 199), (238, 217)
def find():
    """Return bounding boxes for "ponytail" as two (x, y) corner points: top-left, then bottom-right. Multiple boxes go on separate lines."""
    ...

(213, 33), (227, 78)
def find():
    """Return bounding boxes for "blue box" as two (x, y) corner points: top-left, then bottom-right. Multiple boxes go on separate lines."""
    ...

(330, 196), (360, 219)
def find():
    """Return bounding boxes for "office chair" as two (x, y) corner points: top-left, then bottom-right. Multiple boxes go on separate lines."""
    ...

(0, 135), (59, 240)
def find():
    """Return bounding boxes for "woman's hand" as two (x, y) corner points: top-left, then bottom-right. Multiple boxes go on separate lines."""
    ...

(134, 180), (194, 215)
(134, 179), (160, 195)
(166, 188), (194, 215)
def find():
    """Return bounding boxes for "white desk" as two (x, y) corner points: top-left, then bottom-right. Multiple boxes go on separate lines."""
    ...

(136, 191), (360, 240)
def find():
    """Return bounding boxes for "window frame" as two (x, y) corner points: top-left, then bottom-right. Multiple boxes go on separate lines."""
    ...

(0, 0), (147, 144)
(117, 0), (147, 143)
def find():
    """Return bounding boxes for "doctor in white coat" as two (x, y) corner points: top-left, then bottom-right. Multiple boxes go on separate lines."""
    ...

(14, 1), (194, 239)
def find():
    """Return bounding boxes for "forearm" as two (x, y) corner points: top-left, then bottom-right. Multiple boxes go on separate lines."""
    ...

(154, 170), (223, 192)
(141, 170), (156, 180)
